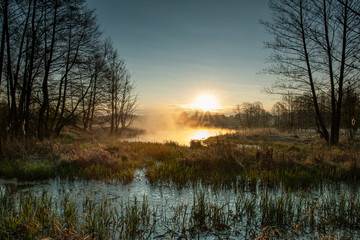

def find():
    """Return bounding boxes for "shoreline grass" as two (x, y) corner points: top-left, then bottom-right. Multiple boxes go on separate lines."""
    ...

(0, 187), (359, 239)
(0, 130), (359, 189)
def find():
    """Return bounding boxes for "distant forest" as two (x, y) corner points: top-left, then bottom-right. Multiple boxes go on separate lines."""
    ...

(176, 94), (359, 139)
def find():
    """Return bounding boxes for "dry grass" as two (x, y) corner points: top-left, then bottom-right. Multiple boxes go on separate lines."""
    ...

(1, 129), (360, 239)
(1, 129), (359, 187)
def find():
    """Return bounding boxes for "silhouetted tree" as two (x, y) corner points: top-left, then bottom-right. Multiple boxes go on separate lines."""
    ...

(0, 0), (137, 142)
(39, 0), (101, 138)
(237, 102), (270, 129)
(81, 46), (107, 131)
(263, 0), (360, 144)
(105, 41), (137, 135)
(234, 104), (244, 128)
(271, 93), (316, 131)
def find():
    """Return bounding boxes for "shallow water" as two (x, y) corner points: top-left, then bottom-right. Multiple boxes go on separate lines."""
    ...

(1, 169), (359, 239)
(126, 128), (233, 145)
(0, 170), (236, 209)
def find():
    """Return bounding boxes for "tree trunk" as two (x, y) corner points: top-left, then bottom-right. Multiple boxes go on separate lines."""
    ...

(89, 73), (98, 130)
(24, 0), (37, 134)
(299, 0), (330, 142)
(0, 1), (6, 157)
(38, 2), (58, 139)
(0, 1), (6, 101)
(4, 0), (18, 136)
(330, 0), (348, 145)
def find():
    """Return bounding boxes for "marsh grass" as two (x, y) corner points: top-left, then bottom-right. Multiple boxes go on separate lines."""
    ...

(0, 158), (81, 181)
(144, 138), (359, 190)
(144, 146), (241, 187)
(0, 188), (157, 240)
(1, 130), (360, 189)
(1, 130), (360, 239)
(1, 186), (359, 239)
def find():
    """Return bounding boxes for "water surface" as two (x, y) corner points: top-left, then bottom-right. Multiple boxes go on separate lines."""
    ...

(127, 128), (233, 145)
(1, 169), (359, 239)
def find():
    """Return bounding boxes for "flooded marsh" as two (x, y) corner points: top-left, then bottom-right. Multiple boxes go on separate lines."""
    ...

(1, 130), (360, 239)
(1, 169), (359, 239)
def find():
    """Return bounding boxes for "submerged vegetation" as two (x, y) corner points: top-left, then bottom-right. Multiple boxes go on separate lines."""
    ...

(1, 186), (359, 239)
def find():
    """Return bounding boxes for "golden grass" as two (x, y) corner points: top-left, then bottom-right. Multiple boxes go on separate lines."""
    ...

(1, 129), (359, 187)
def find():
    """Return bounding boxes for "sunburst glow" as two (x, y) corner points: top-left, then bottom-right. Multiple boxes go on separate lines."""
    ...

(193, 94), (219, 111)
(188, 129), (212, 141)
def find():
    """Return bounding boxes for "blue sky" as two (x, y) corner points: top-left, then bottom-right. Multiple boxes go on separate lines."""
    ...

(86, 0), (278, 113)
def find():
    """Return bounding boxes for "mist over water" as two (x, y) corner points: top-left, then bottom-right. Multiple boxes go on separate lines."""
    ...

(130, 112), (233, 145)
(127, 128), (230, 145)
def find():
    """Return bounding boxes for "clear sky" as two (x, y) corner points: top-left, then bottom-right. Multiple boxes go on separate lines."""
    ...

(86, 0), (278, 114)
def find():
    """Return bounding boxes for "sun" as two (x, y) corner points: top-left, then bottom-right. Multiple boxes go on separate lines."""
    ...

(193, 94), (220, 111)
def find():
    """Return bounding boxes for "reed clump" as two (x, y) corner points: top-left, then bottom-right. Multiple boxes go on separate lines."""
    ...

(1, 186), (359, 239)
(145, 144), (242, 187)
(0, 188), (157, 240)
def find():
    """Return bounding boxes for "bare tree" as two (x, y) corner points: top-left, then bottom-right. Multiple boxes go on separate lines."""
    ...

(234, 104), (244, 129)
(117, 73), (137, 134)
(105, 41), (137, 136)
(271, 93), (316, 131)
(0, 0), (137, 146)
(262, 0), (360, 144)
(0, 0), (7, 157)
(81, 49), (106, 131)
(237, 102), (269, 129)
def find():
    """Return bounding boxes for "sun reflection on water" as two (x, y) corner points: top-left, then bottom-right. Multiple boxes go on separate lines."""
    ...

(126, 128), (231, 146)
(187, 129), (212, 141)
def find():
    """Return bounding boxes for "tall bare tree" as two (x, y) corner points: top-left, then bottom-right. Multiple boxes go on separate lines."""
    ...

(81, 49), (107, 131)
(263, 0), (360, 144)
(117, 72), (137, 134)
(104, 41), (137, 136)
(0, 0), (137, 146)
(237, 102), (269, 129)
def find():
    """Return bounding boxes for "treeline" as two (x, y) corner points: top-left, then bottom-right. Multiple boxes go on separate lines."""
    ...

(270, 90), (359, 137)
(177, 90), (359, 139)
(0, 0), (136, 148)
(176, 106), (270, 129)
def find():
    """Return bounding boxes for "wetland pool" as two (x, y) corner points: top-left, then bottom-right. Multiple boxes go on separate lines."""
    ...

(1, 169), (359, 239)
